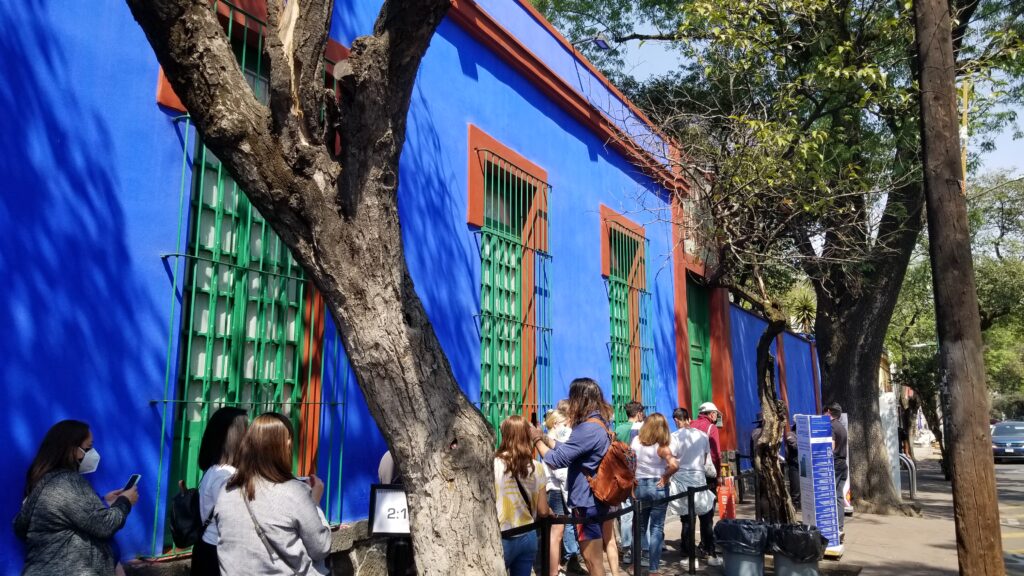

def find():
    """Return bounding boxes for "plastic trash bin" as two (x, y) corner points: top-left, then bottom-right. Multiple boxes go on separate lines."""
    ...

(770, 524), (828, 576)
(714, 519), (769, 576)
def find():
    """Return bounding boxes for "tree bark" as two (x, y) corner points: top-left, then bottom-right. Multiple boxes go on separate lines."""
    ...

(754, 312), (796, 523)
(124, 1), (507, 573)
(913, 0), (1004, 571)
(812, 164), (925, 514)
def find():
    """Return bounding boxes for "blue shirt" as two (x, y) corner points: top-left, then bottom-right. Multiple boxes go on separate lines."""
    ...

(542, 412), (611, 509)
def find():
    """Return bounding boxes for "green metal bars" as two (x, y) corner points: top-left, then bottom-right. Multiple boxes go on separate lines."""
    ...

(606, 223), (654, 424)
(477, 150), (552, 433)
(152, 0), (349, 554)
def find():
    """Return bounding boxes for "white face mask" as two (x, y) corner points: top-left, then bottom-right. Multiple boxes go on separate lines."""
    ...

(78, 446), (100, 475)
(549, 422), (572, 443)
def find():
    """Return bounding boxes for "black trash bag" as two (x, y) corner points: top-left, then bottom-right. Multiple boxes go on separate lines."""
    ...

(713, 519), (770, 555)
(771, 524), (829, 563)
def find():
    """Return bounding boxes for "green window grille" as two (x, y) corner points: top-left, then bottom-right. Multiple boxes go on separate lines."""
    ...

(153, 0), (348, 554)
(476, 149), (552, 433)
(606, 223), (655, 424)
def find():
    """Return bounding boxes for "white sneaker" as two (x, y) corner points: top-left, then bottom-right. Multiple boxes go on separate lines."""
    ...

(707, 555), (723, 567)
(680, 558), (699, 570)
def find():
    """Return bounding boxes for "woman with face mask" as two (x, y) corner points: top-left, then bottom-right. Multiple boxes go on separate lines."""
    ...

(14, 420), (139, 576)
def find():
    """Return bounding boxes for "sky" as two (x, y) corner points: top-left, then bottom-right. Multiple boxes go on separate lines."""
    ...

(615, 37), (1022, 175)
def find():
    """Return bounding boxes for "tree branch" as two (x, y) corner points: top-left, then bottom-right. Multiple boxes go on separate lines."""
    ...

(125, 0), (320, 249)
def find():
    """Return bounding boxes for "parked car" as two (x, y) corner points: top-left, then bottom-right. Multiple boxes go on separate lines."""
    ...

(992, 421), (1024, 463)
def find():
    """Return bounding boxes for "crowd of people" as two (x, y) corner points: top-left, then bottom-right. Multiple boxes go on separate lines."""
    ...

(15, 411), (332, 576)
(16, 377), (759, 576)
(493, 377), (726, 576)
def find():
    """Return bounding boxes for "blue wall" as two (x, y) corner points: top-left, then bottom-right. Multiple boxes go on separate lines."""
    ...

(2, 0), (683, 568)
(782, 332), (819, 419)
(729, 305), (822, 470)
(1, 1), (189, 572)
(329, 2), (683, 520)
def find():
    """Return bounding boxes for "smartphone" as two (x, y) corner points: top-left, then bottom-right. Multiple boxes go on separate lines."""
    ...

(123, 474), (141, 491)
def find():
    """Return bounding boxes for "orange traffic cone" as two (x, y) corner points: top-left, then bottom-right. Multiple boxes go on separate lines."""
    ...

(718, 476), (737, 519)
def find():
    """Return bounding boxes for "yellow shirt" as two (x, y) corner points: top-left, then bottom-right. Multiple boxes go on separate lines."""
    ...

(493, 458), (546, 531)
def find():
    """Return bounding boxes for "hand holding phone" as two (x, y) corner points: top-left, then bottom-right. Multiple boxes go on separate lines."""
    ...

(123, 474), (141, 491)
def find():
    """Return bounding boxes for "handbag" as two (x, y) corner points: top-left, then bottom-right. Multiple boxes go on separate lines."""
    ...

(242, 494), (300, 575)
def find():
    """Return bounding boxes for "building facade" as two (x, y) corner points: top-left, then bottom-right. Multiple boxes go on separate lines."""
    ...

(1, 0), (821, 571)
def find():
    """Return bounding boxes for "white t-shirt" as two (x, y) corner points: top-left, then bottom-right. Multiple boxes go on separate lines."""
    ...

(199, 464), (235, 544)
(671, 428), (710, 473)
(544, 424), (572, 493)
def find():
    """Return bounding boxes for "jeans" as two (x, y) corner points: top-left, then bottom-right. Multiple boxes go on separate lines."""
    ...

(547, 490), (580, 557)
(619, 497), (633, 549)
(636, 478), (668, 571)
(835, 464), (848, 531)
(502, 530), (538, 576)
(699, 477), (717, 555)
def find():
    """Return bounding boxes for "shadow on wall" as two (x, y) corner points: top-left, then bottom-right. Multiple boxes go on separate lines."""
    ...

(0, 2), (167, 571)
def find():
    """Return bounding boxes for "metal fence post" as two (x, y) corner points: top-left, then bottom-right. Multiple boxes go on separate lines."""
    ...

(538, 517), (551, 576)
(687, 488), (697, 575)
(632, 498), (642, 576)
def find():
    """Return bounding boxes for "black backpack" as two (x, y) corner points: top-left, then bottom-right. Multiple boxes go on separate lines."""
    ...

(169, 480), (213, 548)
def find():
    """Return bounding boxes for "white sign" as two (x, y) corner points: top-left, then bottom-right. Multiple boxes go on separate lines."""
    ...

(370, 484), (410, 536)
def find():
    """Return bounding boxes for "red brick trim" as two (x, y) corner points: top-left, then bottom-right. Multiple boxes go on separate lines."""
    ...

(710, 287), (736, 451)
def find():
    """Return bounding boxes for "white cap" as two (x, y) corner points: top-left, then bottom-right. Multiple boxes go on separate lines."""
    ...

(698, 401), (719, 414)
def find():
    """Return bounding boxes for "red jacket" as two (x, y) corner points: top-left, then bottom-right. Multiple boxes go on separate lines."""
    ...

(691, 414), (721, 476)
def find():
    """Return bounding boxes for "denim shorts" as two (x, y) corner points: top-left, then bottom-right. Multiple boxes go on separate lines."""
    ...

(573, 505), (608, 542)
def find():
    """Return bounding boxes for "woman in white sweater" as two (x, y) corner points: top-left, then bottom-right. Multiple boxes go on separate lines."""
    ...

(215, 413), (332, 575)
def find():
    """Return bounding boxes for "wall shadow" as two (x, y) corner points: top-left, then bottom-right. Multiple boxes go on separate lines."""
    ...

(1, 2), (169, 571)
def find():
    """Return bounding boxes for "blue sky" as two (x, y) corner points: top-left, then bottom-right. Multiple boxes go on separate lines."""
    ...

(617, 39), (1022, 175)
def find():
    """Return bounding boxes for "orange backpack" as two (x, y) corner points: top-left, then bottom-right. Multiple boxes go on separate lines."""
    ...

(584, 418), (637, 506)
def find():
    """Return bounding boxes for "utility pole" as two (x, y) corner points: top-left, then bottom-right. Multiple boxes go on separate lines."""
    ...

(912, 0), (1004, 573)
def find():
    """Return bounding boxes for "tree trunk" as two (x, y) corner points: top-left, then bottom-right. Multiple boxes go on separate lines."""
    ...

(754, 314), (796, 524)
(913, 0), (1004, 571)
(124, 1), (508, 573)
(810, 132), (925, 513)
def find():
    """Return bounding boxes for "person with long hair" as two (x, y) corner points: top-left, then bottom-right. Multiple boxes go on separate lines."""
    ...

(533, 378), (619, 576)
(189, 407), (248, 575)
(631, 413), (679, 575)
(215, 412), (331, 575)
(495, 415), (551, 576)
(14, 420), (139, 575)
(540, 409), (586, 575)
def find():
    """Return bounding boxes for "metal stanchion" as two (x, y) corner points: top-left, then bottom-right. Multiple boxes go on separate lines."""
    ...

(538, 516), (551, 576)
(687, 488), (697, 575)
(631, 498), (643, 576)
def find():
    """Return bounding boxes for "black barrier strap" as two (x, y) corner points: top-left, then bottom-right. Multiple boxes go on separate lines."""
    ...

(529, 485), (714, 576)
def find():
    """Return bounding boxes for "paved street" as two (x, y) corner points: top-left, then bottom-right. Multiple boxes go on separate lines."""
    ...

(998, 462), (1024, 575)
(604, 446), (1023, 575)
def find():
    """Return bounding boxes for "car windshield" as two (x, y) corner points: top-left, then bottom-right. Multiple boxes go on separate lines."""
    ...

(993, 423), (1024, 436)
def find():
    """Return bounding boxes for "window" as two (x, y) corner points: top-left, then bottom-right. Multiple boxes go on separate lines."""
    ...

(469, 126), (551, 432)
(601, 207), (655, 423)
(154, 0), (348, 553)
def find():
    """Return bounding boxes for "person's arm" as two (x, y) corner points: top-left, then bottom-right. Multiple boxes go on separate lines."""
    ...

(658, 445), (679, 487)
(59, 475), (132, 540)
(534, 468), (551, 518)
(290, 481), (333, 561)
(539, 425), (593, 469)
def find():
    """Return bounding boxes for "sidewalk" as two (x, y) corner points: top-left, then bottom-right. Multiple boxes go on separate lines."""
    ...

(607, 448), (961, 575)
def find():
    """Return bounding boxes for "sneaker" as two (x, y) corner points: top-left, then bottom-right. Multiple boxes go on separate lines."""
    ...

(621, 551), (633, 565)
(680, 558), (700, 570)
(707, 555), (723, 567)
(696, 547), (709, 560)
(640, 551), (650, 567)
